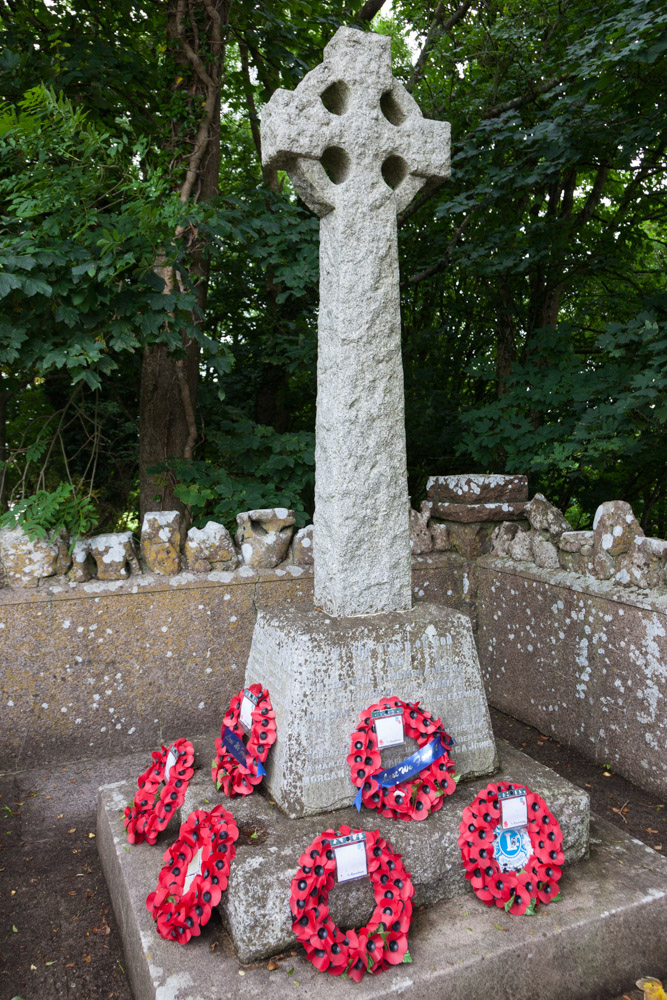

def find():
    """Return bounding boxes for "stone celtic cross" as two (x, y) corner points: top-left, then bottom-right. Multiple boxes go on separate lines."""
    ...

(262, 27), (451, 618)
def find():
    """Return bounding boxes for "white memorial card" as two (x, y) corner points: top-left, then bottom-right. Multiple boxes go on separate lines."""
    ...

(331, 832), (368, 883)
(372, 707), (405, 749)
(239, 694), (255, 732)
(164, 745), (178, 782)
(183, 847), (203, 893)
(374, 714), (404, 749)
(499, 788), (528, 831)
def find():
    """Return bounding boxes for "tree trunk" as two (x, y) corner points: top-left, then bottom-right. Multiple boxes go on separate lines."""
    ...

(138, 0), (230, 522)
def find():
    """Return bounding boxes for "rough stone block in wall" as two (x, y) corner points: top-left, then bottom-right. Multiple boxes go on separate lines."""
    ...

(430, 520), (452, 551)
(427, 473), (529, 504)
(89, 532), (140, 580)
(184, 521), (237, 573)
(141, 511), (183, 575)
(0, 527), (59, 588)
(591, 501), (644, 581)
(525, 493), (571, 538)
(409, 504), (433, 554)
(235, 508), (295, 568)
(290, 524), (314, 567)
(616, 535), (667, 589)
(425, 499), (529, 522)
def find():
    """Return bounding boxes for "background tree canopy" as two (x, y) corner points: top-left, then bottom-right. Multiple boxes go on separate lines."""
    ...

(1, 0), (666, 537)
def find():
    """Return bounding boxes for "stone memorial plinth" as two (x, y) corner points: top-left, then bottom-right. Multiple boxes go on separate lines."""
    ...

(245, 602), (497, 817)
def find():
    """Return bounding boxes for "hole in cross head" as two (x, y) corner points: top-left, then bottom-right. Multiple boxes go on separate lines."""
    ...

(380, 89), (406, 126)
(381, 154), (408, 190)
(320, 80), (350, 116)
(320, 146), (350, 185)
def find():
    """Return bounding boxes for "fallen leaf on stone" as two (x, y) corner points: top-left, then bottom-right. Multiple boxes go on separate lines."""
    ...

(65, 963), (75, 968)
(57, 814), (63, 819)
(30, 963), (37, 970)
(68, 828), (76, 833)
(647, 828), (659, 835)
(11, 925), (17, 932)
(88, 833), (95, 839)
(267, 959), (279, 971)
(293, 981), (300, 987)
(45, 961), (55, 966)
(602, 772), (611, 778)
(493, 923), (509, 932)
(654, 844), (663, 850)
(83, 955), (91, 963)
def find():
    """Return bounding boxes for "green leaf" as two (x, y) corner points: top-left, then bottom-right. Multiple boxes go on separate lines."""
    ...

(402, 950), (413, 964)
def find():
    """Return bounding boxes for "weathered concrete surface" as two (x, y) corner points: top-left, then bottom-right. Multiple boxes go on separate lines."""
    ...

(477, 557), (667, 797)
(98, 776), (666, 1000)
(244, 601), (497, 817)
(263, 28), (450, 617)
(178, 743), (588, 962)
(427, 474), (529, 503)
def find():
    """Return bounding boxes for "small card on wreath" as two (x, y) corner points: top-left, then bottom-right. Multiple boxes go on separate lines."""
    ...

(372, 707), (405, 749)
(164, 744), (179, 781)
(331, 832), (368, 883)
(499, 786), (528, 830)
(239, 688), (259, 732)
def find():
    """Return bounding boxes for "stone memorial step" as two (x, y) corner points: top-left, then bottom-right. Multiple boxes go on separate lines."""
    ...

(97, 761), (666, 1000)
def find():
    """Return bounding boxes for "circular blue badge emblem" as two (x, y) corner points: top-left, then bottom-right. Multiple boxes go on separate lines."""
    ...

(493, 825), (532, 873)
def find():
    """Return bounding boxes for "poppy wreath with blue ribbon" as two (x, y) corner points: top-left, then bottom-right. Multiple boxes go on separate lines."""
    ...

(290, 825), (414, 982)
(211, 683), (276, 797)
(146, 805), (238, 944)
(124, 738), (195, 845)
(348, 696), (457, 821)
(458, 781), (564, 915)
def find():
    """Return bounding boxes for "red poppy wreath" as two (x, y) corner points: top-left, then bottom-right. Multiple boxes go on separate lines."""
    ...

(348, 696), (457, 821)
(458, 781), (564, 915)
(290, 825), (414, 981)
(124, 738), (195, 845)
(146, 805), (238, 944)
(211, 684), (276, 797)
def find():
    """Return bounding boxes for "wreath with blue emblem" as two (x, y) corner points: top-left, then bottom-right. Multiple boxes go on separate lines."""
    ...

(458, 780), (564, 915)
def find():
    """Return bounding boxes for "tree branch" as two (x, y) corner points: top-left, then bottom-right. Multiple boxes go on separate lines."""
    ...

(356, 0), (389, 21)
(403, 206), (479, 286)
(407, 0), (474, 93)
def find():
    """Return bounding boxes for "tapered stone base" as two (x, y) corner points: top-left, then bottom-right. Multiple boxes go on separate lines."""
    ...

(244, 602), (498, 818)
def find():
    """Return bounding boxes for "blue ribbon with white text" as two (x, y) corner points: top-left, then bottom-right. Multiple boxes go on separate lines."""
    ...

(353, 733), (446, 811)
(222, 727), (266, 776)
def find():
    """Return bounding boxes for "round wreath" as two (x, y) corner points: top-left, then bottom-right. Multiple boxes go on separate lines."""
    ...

(211, 683), (276, 797)
(124, 738), (195, 845)
(348, 696), (457, 821)
(290, 825), (414, 982)
(458, 780), (564, 915)
(146, 805), (238, 944)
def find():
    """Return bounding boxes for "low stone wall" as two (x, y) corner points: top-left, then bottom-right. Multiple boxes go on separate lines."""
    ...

(0, 554), (467, 773)
(475, 557), (667, 798)
(2, 475), (666, 799)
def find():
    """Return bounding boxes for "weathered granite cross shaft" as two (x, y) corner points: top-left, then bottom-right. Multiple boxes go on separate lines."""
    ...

(262, 27), (451, 617)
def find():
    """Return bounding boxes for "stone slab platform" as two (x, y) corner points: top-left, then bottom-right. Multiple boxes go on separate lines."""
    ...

(98, 745), (589, 964)
(245, 601), (497, 817)
(97, 781), (666, 1000)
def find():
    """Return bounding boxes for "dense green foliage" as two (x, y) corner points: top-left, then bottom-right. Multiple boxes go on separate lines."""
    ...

(1, 0), (666, 536)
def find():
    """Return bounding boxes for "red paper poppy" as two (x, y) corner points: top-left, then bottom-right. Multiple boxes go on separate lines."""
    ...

(348, 696), (457, 822)
(124, 738), (195, 845)
(211, 684), (276, 797)
(146, 805), (238, 944)
(459, 780), (563, 915)
(290, 827), (413, 981)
